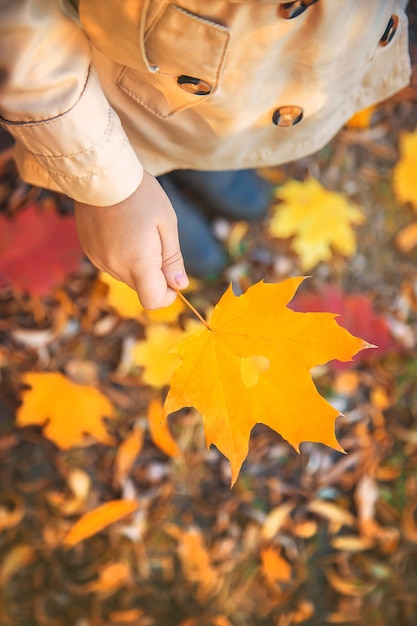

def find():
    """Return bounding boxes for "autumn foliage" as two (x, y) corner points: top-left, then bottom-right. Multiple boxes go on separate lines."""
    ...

(0, 203), (82, 295)
(2, 55), (417, 625)
(165, 278), (369, 483)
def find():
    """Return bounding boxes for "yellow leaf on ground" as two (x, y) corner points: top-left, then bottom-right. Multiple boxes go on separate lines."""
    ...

(146, 298), (185, 323)
(330, 535), (374, 552)
(131, 324), (184, 387)
(261, 546), (292, 585)
(165, 278), (370, 484)
(269, 177), (364, 270)
(261, 501), (295, 540)
(148, 397), (181, 458)
(62, 499), (139, 547)
(17, 372), (115, 449)
(346, 105), (376, 130)
(307, 499), (356, 528)
(100, 272), (144, 319)
(100, 272), (185, 322)
(393, 127), (417, 211)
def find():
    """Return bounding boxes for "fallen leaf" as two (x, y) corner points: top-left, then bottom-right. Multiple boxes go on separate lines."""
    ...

(395, 222), (417, 253)
(359, 519), (399, 554)
(0, 545), (34, 585)
(288, 600), (315, 624)
(165, 278), (370, 484)
(261, 546), (292, 585)
(393, 126), (417, 211)
(113, 425), (145, 488)
(47, 468), (92, 515)
(307, 500), (356, 529)
(146, 297), (186, 323)
(100, 272), (144, 318)
(227, 221), (249, 258)
(354, 473), (378, 531)
(370, 386), (390, 410)
(109, 608), (146, 623)
(292, 519), (318, 538)
(131, 324), (184, 387)
(290, 285), (395, 369)
(148, 397), (181, 458)
(346, 105), (376, 130)
(261, 501), (295, 540)
(402, 498), (417, 543)
(330, 535), (374, 552)
(333, 371), (360, 396)
(269, 177), (364, 270)
(165, 525), (218, 598)
(89, 562), (132, 593)
(0, 204), (82, 295)
(324, 566), (376, 597)
(62, 499), (139, 547)
(211, 617), (233, 626)
(17, 372), (116, 449)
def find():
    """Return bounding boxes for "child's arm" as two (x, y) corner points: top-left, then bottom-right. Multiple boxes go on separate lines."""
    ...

(0, 0), (188, 308)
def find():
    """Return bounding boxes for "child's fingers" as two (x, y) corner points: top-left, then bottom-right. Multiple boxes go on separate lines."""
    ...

(129, 228), (186, 310)
(130, 261), (177, 310)
(131, 274), (177, 310)
(161, 246), (189, 292)
(158, 217), (189, 293)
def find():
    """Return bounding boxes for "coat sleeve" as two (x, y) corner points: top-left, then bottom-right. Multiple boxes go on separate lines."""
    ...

(0, 0), (143, 205)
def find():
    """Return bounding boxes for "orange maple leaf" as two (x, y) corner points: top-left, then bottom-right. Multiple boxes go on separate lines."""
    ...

(17, 372), (116, 449)
(165, 278), (371, 485)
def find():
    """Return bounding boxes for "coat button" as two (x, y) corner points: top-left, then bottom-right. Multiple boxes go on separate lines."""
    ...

(278, 0), (319, 20)
(272, 106), (304, 127)
(177, 75), (212, 95)
(379, 15), (399, 47)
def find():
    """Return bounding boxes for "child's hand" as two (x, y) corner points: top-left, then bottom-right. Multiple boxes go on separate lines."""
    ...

(74, 171), (189, 309)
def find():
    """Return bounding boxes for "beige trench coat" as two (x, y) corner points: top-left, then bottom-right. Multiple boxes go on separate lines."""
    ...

(0, 0), (411, 206)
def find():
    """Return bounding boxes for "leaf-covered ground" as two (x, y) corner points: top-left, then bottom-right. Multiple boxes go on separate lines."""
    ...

(1, 18), (417, 626)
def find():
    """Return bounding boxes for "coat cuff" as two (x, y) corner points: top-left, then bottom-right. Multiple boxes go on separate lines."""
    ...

(0, 67), (143, 206)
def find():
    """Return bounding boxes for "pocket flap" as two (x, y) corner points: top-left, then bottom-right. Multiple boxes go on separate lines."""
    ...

(145, 4), (230, 83)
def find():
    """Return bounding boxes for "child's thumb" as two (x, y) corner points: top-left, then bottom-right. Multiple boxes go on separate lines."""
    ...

(162, 245), (189, 292)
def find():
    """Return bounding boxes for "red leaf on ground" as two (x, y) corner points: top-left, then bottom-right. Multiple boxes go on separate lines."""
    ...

(290, 285), (397, 369)
(0, 204), (82, 296)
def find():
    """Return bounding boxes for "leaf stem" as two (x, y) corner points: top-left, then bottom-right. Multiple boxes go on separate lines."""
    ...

(175, 290), (211, 330)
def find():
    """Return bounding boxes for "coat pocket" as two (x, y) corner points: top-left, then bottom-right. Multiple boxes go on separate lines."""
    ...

(116, 3), (230, 119)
